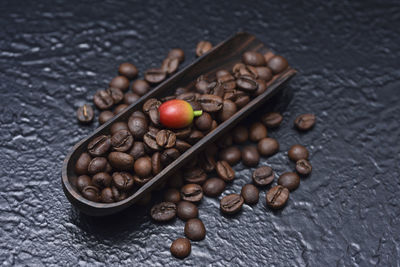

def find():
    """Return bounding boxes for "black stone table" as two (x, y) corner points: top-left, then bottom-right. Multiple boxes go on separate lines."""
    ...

(1, 0), (399, 266)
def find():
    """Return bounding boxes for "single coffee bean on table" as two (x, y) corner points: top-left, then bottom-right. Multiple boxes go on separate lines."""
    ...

(170, 238), (191, 259)
(218, 146), (241, 166)
(261, 112), (283, 128)
(150, 202), (177, 222)
(177, 201), (198, 221)
(118, 62), (138, 80)
(216, 161), (235, 182)
(249, 122), (268, 142)
(123, 92), (140, 105)
(241, 184), (259, 205)
(106, 87), (124, 104)
(76, 104), (94, 124)
(181, 184), (203, 203)
(202, 177), (226, 197)
(183, 167), (207, 185)
(266, 185), (289, 209)
(296, 159), (312, 175)
(220, 194), (244, 215)
(252, 166), (275, 186)
(144, 68), (167, 84)
(241, 145), (260, 167)
(184, 218), (206, 241)
(294, 113), (316, 131)
(131, 79), (150, 96)
(167, 48), (185, 63)
(257, 137), (279, 157)
(109, 75), (130, 91)
(196, 41), (213, 57)
(278, 172), (300, 191)
(161, 57), (179, 75)
(93, 90), (114, 110)
(288, 144), (309, 162)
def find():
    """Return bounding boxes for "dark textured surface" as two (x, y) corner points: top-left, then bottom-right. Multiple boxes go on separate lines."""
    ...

(1, 0), (399, 266)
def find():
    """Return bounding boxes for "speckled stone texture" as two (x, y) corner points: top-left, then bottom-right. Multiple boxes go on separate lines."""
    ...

(0, 0), (399, 266)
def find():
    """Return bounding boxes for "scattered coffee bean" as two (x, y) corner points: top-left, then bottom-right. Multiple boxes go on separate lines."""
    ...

(93, 90), (114, 110)
(219, 146), (241, 165)
(131, 79), (150, 96)
(202, 177), (226, 197)
(110, 76), (130, 91)
(123, 92), (140, 105)
(241, 184), (259, 205)
(177, 201), (198, 221)
(144, 68), (167, 84)
(106, 87), (124, 104)
(181, 184), (203, 202)
(150, 202), (176, 222)
(257, 137), (279, 157)
(294, 113), (316, 131)
(163, 188), (181, 203)
(184, 218), (206, 241)
(98, 110), (114, 124)
(167, 48), (185, 63)
(220, 194), (244, 215)
(170, 238), (191, 259)
(278, 172), (300, 191)
(241, 146), (260, 167)
(196, 41), (213, 57)
(249, 122), (268, 142)
(161, 57), (179, 74)
(252, 166), (274, 186)
(267, 55), (288, 74)
(76, 175), (92, 192)
(216, 161), (235, 182)
(295, 159), (312, 175)
(184, 167), (207, 184)
(261, 112), (283, 128)
(76, 104), (94, 124)
(288, 144), (309, 162)
(266, 185), (289, 209)
(118, 62), (138, 80)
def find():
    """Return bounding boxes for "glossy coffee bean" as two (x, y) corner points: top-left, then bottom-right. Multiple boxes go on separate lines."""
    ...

(249, 122), (268, 142)
(232, 125), (248, 144)
(181, 184), (203, 202)
(167, 48), (185, 63)
(128, 116), (148, 140)
(184, 167), (207, 184)
(76, 104), (94, 124)
(288, 144), (309, 162)
(254, 79), (267, 96)
(218, 100), (237, 122)
(216, 161), (235, 182)
(106, 87), (124, 104)
(114, 104), (128, 114)
(252, 166), (274, 186)
(161, 148), (180, 165)
(257, 137), (279, 157)
(236, 75), (258, 92)
(75, 152), (92, 175)
(151, 152), (162, 175)
(110, 76), (130, 91)
(296, 159), (312, 176)
(241, 146), (260, 167)
(87, 135), (111, 156)
(184, 218), (206, 241)
(82, 186), (99, 202)
(143, 98), (162, 113)
(170, 238), (191, 259)
(143, 131), (162, 151)
(123, 92), (140, 105)
(161, 57), (179, 74)
(208, 81), (224, 97)
(175, 139), (192, 153)
(111, 130), (133, 152)
(110, 122), (128, 135)
(177, 201), (198, 221)
(76, 175), (92, 192)
(112, 172), (134, 191)
(242, 51), (266, 66)
(220, 194), (244, 215)
(234, 95), (250, 109)
(176, 92), (197, 102)
(197, 94), (223, 112)
(133, 175), (151, 187)
(150, 202), (176, 222)
(278, 172), (300, 191)
(134, 157), (152, 177)
(294, 113), (316, 131)
(98, 110), (114, 124)
(266, 185), (289, 209)
(100, 187), (114, 203)
(202, 177), (226, 197)
(267, 55), (289, 74)
(129, 141), (146, 160)
(255, 67), (273, 81)
(144, 68), (167, 84)
(216, 69), (230, 79)
(92, 172), (112, 188)
(118, 62), (138, 80)
(195, 112), (212, 131)
(163, 188), (181, 203)
(261, 112), (283, 128)
(131, 79), (150, 96)
(108, 152), (134, 171)
(264, 51), (275, 62)
(87, 157), (110, 174)
(196, 41), (213, 57)
(198, 153), (216, 172)
(156, 130), (176, 148)
(241, 184), (259, 205)
(93, 90), (114, 110)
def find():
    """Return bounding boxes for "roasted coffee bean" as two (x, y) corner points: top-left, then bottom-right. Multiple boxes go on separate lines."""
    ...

(184, 218), (206, 241)
(234, 95), (250, 109)
(288, 144), (309, 162)
(111, 130), (133, 152)
(238, 65), (258, 78)
(195, 78), (210, 94)
(110, 76), (130, 91)
(176, 92), (197, 102)
(112, 172), (134, 191)
(82, 186), (100, 202)
(114, 104), (128, 114)
(177, 201), (198, 221)
(181, 184), (203, 202)
(163, 188), (181, 203)
(216, 161), (235, 182)
(242, 51), (266, 66)
(88, 157), (111, 174)
(219, 146), (241, 165)
(161, 57), (179, 74)
(252, 166), (274, 186)
(217, 134), (233, 148)
(108, 152), (134, 171)
(143, 131), (162, 151)
(110, 122), (129, 135)
(76, 104), (94, 124)
(148, 108), (160, 125)
(131, 110), (147, 120)
(93, 90), (114, 110)
(198, 152), (216, 173)
(129, 141), (146, 159)
(216, 69), (230, 78)
(106, 87), (124, 104)
(111, 186), (128, 202)
(161, 148), (180, 165)
(168, 171), (184, 188)
(254, 79), (267, 96)
(144, 68), (167, 84)
(196, 41), (213, 57)
(255, 67), (273, 81)
(278, 172), (300, 191)
(233, 125), (248, 144)
(264, 51), (275, 62)
(88, 135), (111, 156)
(133, 175), (152, 186)
(98, 110), (114, 124)
(197, 94), (223, 112)
(156, 130), (176, 148)
(151, 152), (162, 175)
(170, 238), (191, 259)
(267, 55), (288, 74)
(236, 75), (258, 92)
(175, 87), (190, 95)
(223, 89), (237, 101)
(232, 63), (246, 77)
(210, 120), (218, 130)
(241, 146), (260, 167)
(241, 184), (259, 205)
(175, 139), (192, 153)
(195, 112), (212, 131)
(128, 116), (148, 140)
(220, 194), (244, 215)
(296, 159), (312, 175)
(187, 130), (204, 145)
(261, 112), (283, 128)
(123, 92), (140, 105)
(202, 177), (226, 197)
(167, 48), (185, 63)
(100, 187), (114, 203)
(266, 185), (289, 209)
(143, 98), (162, 113)
(294, 113), (316, 131)
(75, 152), (92, 175)
(134, 157), (152, 177)
(249, 122), (268, 142)
(184, 167), (207, 184)
(150, 202), (176, 222)
(92, 172), (112, 188)
(131, 79), (150, 96)
(207, 81), (225, 97)
(76, 175), (92, 192)
(174, 127), (192, 139)
(218, 74), (236, 90)
(218, 100), (237, 122)
(161, 95), (176, 102)
(257, 137), (279, 156)
(118, 62), (138, 80)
